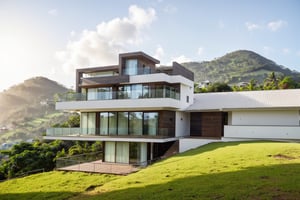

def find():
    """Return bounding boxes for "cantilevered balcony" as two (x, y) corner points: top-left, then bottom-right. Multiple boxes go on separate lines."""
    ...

(56, 88), (181, 111)
(44, 127), (178, 143)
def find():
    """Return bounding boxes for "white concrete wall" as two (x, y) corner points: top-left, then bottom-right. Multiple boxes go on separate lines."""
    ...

(130, 73), (193, 86)
(56, 98), (181, 112)
(224, 125), (300, 140)
(231, 110), (299, 126)
(175, 111), (190, 137)
(179, 138), (219, 153)
(180, 84), (194, 109)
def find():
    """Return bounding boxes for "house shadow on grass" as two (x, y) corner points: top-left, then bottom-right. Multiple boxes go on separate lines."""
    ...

(0, 191), (79, 200)
(88, 163), (300, 200)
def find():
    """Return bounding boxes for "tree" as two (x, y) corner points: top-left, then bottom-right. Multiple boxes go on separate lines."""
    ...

(263, 72), (280, 90)
(278, 76), (296, 89)
(207, 82), (233, 92)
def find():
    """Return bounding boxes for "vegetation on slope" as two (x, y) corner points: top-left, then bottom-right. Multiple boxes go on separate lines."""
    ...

(1, 141), (299, 200)
(0, 77), (74, 144)
(183, 50), (300, 85)
(0, 171), (117, 200)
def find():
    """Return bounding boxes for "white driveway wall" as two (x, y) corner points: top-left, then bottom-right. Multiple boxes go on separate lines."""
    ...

(175, 111), (190, 137)
(224, 125), (300, 140)
(232, 110), (299, 126)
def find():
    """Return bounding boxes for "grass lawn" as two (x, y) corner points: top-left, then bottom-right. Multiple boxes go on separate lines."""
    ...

(83, 141), (300, 200)
(0, 141), (299, 200)
(0, 171), (117, 200)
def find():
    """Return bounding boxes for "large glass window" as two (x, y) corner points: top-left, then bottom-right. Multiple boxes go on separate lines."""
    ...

(109, 112), (117, 135)
(118, 112), (128, 135)
(144, 112), (158, 136)
(124, 59), (138, 75)
(129, 112), (143, 135)
(100, 112), (109, 135)
(81, 112), (96, 135)
(116, 142), (129, 163)
(129, 142), (147, 165)
(105, 141), (115, 162)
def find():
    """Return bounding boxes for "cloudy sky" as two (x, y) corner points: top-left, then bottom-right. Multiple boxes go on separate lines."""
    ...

(0, 0), (299, 91)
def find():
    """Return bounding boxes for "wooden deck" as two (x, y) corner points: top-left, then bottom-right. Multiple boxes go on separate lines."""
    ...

(57, 160), (139, 175)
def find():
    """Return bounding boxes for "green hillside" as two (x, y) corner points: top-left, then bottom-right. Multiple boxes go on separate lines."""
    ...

(182, 50), (300, 84)
(1, 141), (299, 200)
(0, 77), (70, 143)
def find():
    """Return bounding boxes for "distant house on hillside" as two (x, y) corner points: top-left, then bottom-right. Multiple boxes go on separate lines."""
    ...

(44, 51), (300, 168)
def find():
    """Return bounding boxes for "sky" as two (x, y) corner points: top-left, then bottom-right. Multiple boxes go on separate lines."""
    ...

(0, 0), (300, 91)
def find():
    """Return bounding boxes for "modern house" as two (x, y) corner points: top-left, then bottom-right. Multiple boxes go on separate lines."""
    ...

(45, 51), (300, 166)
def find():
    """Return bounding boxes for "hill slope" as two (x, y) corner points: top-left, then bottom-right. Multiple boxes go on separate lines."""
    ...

(0, 77), (68, 127)
(182, 50), (300, 84)
(0, 77), (70, 143)
(1, 141), (299, 200)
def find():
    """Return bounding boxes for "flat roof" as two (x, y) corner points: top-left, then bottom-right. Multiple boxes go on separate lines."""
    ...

(119, 51), (160, 64)
(187, 89), (300, 111)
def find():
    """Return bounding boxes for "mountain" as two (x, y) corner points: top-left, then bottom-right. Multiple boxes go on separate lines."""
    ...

(0, 77), (70, 143)
(181, 50), (300, 84)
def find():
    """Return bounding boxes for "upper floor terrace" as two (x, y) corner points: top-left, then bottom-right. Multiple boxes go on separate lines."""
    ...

(76, 52), (194, 92)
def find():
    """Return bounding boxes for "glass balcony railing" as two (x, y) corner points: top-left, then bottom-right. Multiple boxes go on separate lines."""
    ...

(46, 128), (174, 138)
(57, 89), (180, 102)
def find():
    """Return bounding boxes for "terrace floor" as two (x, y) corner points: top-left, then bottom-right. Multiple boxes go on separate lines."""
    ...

(57, 160), (140, 175)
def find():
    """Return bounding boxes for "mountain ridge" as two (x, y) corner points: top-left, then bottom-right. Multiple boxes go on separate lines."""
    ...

(0, 76), (69, 127)
(181, 50), (300, 84)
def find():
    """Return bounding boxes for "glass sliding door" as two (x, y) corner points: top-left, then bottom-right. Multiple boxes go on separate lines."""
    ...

(104, 141), (115, 162)
(108, 112), (117, 135)
(118, 112), (128, 135)
(116, 142), (129, 163)
(87, 113), (96, 134)
(100, 112), (108, 135)
(144, 112), (158, 136)
(140, 143), (147, 165)
(81, 112), (96, 135)
(81, 112), (88, 135)
(129, 112), (143, 135)
(129, 143), (140, 164)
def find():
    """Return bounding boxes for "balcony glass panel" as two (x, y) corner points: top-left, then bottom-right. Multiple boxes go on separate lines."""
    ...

(60, 84), (180, 102)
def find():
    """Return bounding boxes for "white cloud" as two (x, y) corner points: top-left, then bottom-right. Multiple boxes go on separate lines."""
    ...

(245, 22), (260, 31)
(56, 5), (156, 74)
(267, 20), (286, 31)
(48, 9), (58, 16)
(262, 46), (273, 55)
(171, 55), (191, 63)
(282, 48), (290, 54)
(296, 51), (300, 57)
(163, 4), (177, 14)
(154, 46), (164, 60)
(218, 20), (225, 29)
(197, 47), (204, 56)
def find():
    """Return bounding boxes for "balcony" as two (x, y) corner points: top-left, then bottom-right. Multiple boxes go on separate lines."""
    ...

(58, 88), (180, 102)
(56, 88), (181, 111)
(44, 128), (178, 143)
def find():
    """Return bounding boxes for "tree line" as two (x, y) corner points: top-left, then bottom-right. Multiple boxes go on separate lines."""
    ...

(195, 72), (300, 93)
(0, 114), (101, 180)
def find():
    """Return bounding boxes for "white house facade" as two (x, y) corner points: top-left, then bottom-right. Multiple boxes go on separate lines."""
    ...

(45, 51), (300, 166)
